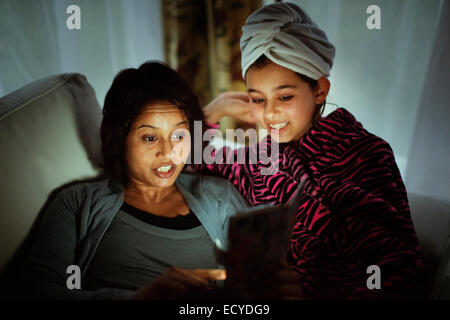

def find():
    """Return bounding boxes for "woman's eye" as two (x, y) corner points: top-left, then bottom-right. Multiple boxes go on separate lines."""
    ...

(171, 133), (185, 141)
(142, 136), (157, 143)
(252, 97), (265, 103)
(280, 95), (293, 101)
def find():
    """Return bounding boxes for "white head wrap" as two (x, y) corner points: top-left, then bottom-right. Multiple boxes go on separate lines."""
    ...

(240, 2), (335, 80)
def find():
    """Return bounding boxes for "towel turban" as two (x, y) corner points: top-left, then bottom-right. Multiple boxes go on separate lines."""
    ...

(240, 2), (336, 80)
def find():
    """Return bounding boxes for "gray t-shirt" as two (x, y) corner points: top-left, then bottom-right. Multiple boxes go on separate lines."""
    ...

(84, 203), (218, 291)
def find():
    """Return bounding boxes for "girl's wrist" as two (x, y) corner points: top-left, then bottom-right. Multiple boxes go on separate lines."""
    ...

(205, 105), (224, 123)
(206, 114), (221, 124)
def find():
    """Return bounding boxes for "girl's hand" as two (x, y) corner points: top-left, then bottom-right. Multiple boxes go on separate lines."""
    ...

(204, 92), (255, 124)
(133, 267), (226, 300)
(246, 260), (303, 300)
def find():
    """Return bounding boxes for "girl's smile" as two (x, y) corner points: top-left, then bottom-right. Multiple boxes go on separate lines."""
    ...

(246, 60), (329, 143)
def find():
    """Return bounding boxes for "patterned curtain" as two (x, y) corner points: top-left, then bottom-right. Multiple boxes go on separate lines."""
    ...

(162, 0), (262, 132)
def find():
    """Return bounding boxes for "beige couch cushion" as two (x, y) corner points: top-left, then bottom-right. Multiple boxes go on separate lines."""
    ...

(409, 193), (450, 299)
(0, 73), (102, 271)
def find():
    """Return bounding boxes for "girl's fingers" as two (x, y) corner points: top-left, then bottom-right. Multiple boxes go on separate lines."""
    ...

(248, 283), (303, 300)
(275, 284), (303, 299)
(223, 91), (250, 102)
(245, 263), (303, 299)
(236, 112), (256, 124)
(230, 98), (252, 109)
(250, 260), (283, 280)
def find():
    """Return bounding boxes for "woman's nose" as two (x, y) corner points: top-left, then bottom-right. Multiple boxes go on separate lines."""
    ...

(157, 138), (173, 161)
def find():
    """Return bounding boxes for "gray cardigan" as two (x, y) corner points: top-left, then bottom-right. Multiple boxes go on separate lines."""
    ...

(18, 172), (250, 299)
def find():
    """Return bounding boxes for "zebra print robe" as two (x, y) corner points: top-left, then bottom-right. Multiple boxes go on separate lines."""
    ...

(193, 107), (429, 299)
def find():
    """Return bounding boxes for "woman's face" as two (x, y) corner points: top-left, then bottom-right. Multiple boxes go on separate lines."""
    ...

(125, 103), (191, 188)
(246, 61), (318, 143)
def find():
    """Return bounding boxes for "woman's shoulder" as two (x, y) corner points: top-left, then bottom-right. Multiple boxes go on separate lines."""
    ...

(52, 177), (122, 204)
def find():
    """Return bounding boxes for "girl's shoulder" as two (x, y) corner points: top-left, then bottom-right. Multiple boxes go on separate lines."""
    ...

(298, 107), (392, 154)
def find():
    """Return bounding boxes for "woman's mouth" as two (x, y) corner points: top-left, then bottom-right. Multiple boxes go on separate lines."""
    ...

(267, 121), (289, 135)
(153, 163), (176, 178)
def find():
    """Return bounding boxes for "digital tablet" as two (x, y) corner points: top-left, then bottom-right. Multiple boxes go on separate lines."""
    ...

(223, 181), (305, 288)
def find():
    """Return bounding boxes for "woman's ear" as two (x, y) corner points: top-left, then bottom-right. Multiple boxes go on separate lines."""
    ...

(315, 78), (330, 105)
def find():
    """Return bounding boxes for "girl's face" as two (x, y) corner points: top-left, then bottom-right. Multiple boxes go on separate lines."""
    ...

(125, 103), (191, 189)
(246, 61), (319, 143)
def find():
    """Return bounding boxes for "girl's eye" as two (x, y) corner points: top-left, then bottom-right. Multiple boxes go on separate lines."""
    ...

(252, 97), (265, 103)
(142, 136), (157, 143)
(280, 95), (293, 101)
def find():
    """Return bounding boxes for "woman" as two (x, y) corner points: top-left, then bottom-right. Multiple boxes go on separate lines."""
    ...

(194, 2), (429, 299)
(15, 61), (301, 300)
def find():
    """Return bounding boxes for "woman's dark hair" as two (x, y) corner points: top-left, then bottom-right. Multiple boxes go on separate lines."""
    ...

(100, 60), (205, 185)
(248, 55), (326, 122)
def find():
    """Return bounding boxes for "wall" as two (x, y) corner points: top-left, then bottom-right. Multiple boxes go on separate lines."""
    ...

(0, 0), (165, 106)
(1, 0), (449, 201)
(404, 1), (450, 202)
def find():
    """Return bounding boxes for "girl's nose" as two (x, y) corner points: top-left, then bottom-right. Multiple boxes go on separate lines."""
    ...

(264, 100), (279, 121)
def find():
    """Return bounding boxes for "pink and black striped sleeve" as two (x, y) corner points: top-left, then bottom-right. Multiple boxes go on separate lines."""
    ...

(328, 137), (429, 298)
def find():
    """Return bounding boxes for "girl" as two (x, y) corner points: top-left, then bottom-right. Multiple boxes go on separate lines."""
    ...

(194, 2), (429, 299)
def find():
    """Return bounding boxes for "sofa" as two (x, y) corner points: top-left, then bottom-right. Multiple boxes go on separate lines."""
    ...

(0, 73), (102, 280)
(0, 74), (449, 299)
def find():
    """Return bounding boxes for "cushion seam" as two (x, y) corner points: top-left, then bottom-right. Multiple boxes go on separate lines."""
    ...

(0, 73), (84, 121)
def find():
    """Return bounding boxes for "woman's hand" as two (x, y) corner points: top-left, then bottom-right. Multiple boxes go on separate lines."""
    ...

(246, 260), (303, 300)
(204, 92), (255, 124)
(133, 267), (226, 300)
